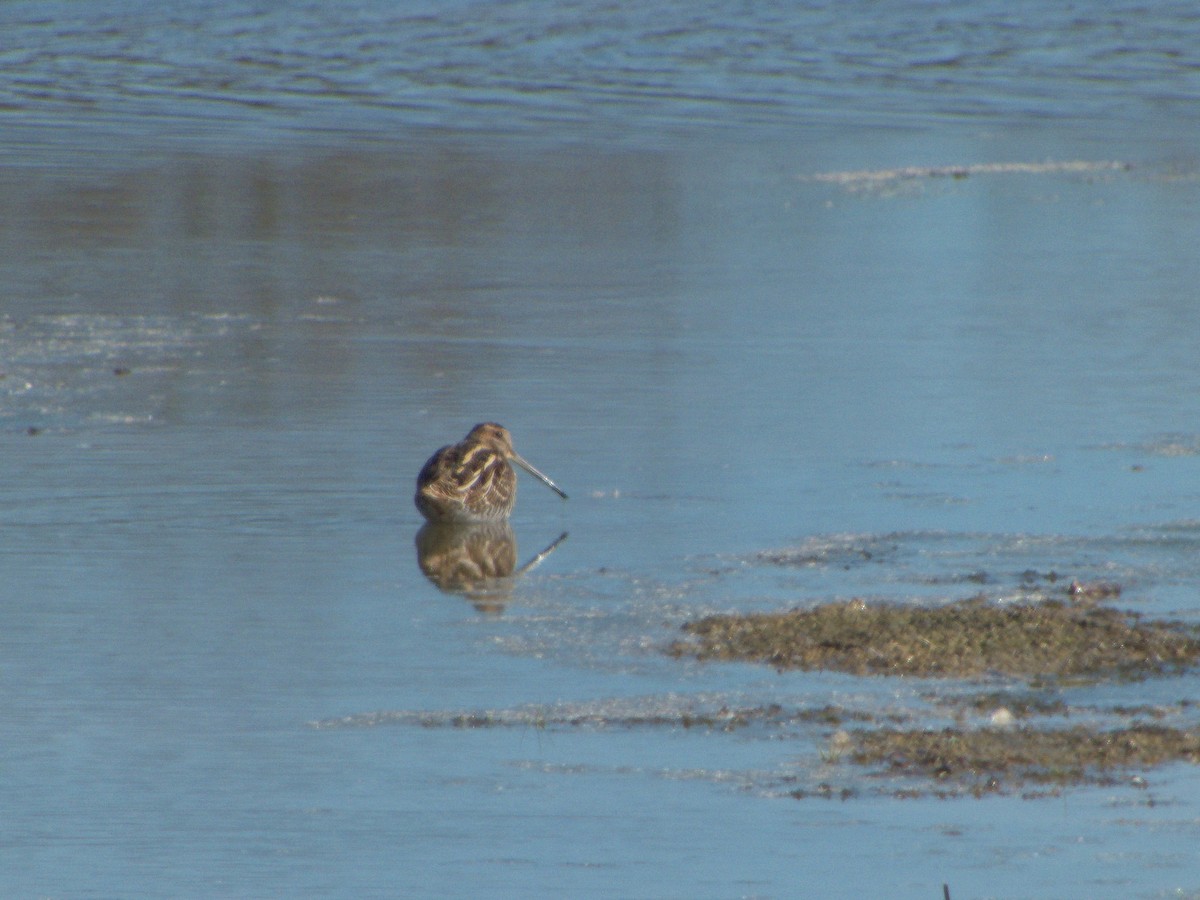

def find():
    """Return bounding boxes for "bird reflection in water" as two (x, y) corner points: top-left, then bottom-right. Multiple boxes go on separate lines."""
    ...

(415, 521), (568, 614)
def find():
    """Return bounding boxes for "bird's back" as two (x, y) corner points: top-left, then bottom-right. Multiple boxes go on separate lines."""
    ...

(415, 438), (516, 522)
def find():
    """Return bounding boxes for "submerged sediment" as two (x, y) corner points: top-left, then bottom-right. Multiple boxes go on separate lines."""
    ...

(661, 594), (1200, 795)
(668, 596), (1200, 680)
(848, 723), (1200, 795)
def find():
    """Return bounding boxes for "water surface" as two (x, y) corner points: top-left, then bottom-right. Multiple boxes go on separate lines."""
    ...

(3, 2), (1200, 897)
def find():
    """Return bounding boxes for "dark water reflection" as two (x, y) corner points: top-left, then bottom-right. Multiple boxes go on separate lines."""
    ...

(1, 141), (679, 317)
(0, 140), (682, 440)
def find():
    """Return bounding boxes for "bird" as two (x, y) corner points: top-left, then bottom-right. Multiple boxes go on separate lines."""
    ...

(415, 423), (567, 522)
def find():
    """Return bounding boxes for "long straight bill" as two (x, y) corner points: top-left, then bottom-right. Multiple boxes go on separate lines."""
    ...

(511, 453), (568, 499)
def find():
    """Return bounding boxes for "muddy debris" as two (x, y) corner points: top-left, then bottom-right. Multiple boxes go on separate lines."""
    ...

(668, 596), (1200, 680)
(850, 724), (1200, 793)
(930, 691), (1070, 719)
(1067, 579), (1122, 604)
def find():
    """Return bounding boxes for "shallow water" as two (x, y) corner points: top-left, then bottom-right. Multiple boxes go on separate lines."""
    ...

(4, 2), (1200, 898)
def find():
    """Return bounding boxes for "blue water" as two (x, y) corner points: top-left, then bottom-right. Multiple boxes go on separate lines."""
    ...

(5, 0), (1200, 143)
(3, 2), (1200, 897)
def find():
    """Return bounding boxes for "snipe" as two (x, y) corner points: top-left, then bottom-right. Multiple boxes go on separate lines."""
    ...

(415, 423), (567, 522)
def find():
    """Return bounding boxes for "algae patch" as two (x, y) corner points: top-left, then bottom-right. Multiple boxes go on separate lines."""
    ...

(669, 596), (1200, 680)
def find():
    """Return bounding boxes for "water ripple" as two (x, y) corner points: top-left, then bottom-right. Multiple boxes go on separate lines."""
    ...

(3, 0), (1200, 140)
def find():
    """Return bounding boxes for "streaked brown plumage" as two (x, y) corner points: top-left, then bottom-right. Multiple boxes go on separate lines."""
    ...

(415, 423), (567, 522)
